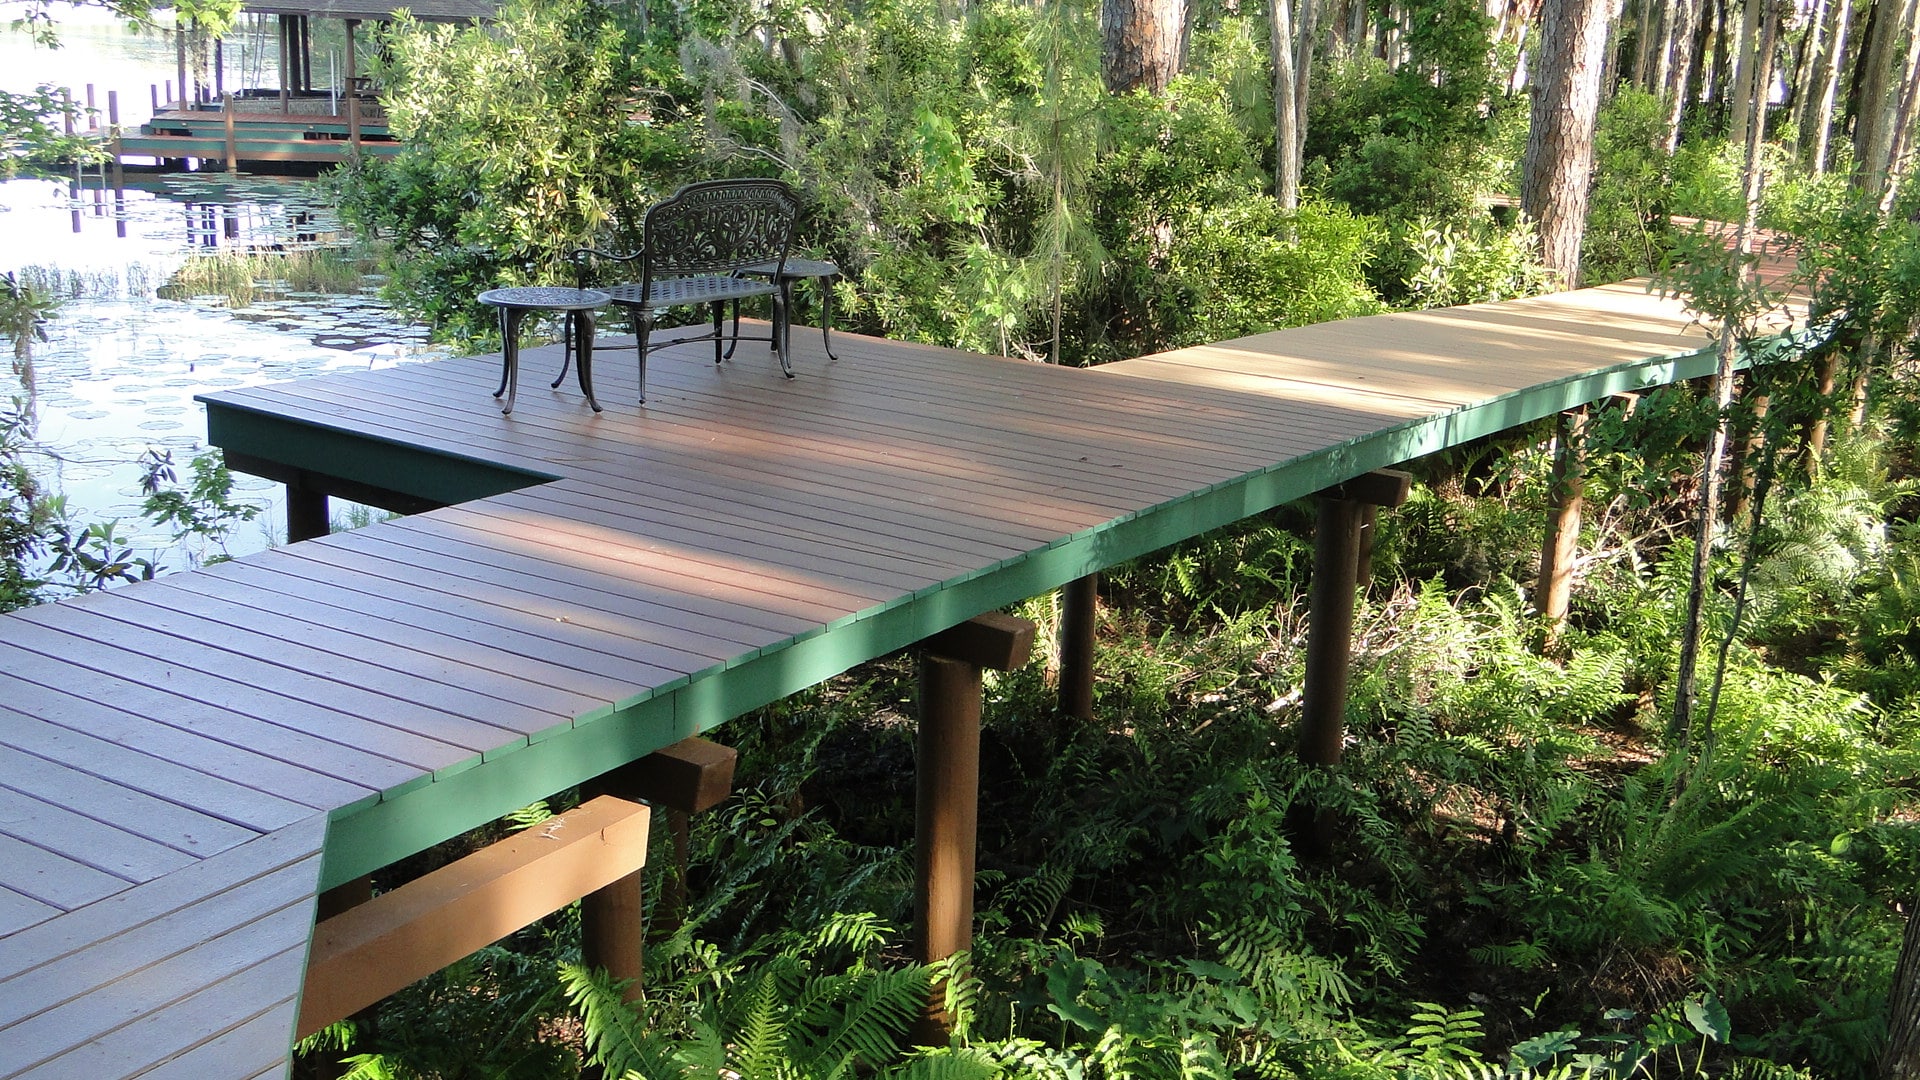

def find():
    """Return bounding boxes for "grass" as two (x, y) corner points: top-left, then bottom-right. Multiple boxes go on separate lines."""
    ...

(157, 244), (385, 306)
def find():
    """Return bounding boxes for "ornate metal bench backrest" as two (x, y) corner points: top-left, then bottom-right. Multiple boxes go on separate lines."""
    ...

(644, 179), (801, 284)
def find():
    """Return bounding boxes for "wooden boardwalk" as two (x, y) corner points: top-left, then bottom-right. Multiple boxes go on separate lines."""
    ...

(0, 277), (1778, 1077)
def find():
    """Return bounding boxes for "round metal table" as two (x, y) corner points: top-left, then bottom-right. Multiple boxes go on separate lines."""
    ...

(477, 286), (610, 415)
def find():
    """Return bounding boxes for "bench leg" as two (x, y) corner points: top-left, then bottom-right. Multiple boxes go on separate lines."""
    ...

(773, 290), (794, 379)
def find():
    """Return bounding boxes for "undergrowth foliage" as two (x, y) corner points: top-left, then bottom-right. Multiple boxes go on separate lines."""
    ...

(306, 398), (1920, 1080)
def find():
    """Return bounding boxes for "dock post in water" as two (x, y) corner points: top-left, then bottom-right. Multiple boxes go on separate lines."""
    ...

(345, 19), (362, 156)
(108, 92), (125, 238)
(223, 93), (238, 172)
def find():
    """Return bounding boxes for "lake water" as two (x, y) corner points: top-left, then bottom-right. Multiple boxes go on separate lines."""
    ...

(0, 4), (445, 572)
(2, 174), (446, 566)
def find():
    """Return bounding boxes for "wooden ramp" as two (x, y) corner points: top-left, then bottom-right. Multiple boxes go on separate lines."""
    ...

(0, 277), (1790, 1077)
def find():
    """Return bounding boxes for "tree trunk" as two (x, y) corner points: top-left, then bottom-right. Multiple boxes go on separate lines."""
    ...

(1633, 0), (1658, 89)
(1878, 6), (1920, 212)
(1101, 0), (1187, 94)
(1273, 0), (1301, 208)
(1523, 0), (1615, 287)
(1728, 0), (1761, 138)
(1794, 0), (1832, 159)
(1672, 1), (1777, 749)
(1295, 0), (1319, 167)
(1811, 0), (1854, 173)
(1882, 901), (1920, 1079)
(1855, 0), (1918, 198)
(1705, 0), (1731, 111)
(1663, 0), (1702, 151)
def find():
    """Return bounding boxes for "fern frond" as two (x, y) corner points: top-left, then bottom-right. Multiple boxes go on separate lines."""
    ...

(560, 961), (682, 1080)
(809, 965), (930, 1067)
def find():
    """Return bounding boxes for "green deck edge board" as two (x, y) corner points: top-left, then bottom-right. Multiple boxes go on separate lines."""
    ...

(201, 398), (555, 506)
(302, 330), (1793, 889)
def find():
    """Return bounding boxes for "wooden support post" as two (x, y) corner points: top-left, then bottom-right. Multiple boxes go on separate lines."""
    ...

(222, 93), (237, 173)
(310, 876), (373, 1080)
(1297, 471), (1409, 855)
(583, 737), (739, 1001)
(298, 796), (650, 1039)
(1806, 350), (1838, 470)
(278, 15), (291, 114)
(1729, 392), (1769, 524)
(1058, 573), (1097, 719)
(175, 23), (188, 112)
(914, 613), (1036, 1044)
(580, 867), (645, 1004)
(345, 19), (361, 156)
(107, 91), (124, 237)
(1535, 406), (1587, 645)
(1301, 496), (1363, 769)
(1355, 505), (1381, 591)
(286, 482), (329, 543)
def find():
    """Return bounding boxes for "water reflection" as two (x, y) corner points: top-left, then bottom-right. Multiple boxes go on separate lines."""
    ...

(2, 173), (445, 568)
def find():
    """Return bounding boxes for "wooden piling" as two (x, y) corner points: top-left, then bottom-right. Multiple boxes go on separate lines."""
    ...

(1297, 471), (1410, 854)
(108, 92), (125, 237)
(1301, 496), (1363, 768)
(1058, 573), (1097, 719)
(582, 737), (739, 1002)
(287, 483), (329, 542)
(345, 19), (362, 156)
(914, 613), (1035, 1043)
(223, 93), (238, 172)
(1535, 406), (1587, 642)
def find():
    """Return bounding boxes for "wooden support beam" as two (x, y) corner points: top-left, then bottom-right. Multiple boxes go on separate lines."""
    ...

(286, 482), (329, 544)
(926, 611), (1036, 671)
(1327, 468), (1412, 508)
(227, 451), (446, 519)
(223, 93), (237, 173)
(297, 795), (650, 1039)
(1058, 574), (1097, 719)
(1355, 505), (1381, 591)
(913, 613), (1037, 1042)
(591, 736), (738, 814)
(345, 19), (361, 156)
(1535, 406), (1587, 642)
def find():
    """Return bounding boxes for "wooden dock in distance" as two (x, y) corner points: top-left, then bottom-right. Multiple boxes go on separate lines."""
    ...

(0, 274), (1801, 1078)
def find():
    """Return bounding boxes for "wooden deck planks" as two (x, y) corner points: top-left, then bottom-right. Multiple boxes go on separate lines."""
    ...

(0, 818), (323, 1080)
(0, 640), (415, 797)
(0, 745), (258, 859)
(0, 787), (197, 887)
(0, 678), (365, 821)
(0, 888), (58, 939)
